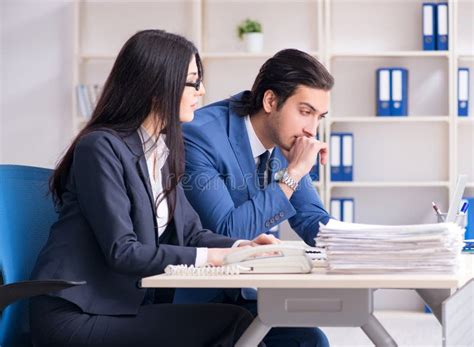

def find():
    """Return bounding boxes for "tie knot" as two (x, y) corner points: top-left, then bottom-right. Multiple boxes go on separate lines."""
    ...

(259, 150), (270, 163)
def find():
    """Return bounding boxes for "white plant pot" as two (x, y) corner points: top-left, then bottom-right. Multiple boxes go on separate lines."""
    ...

(243, 33), (264, 53)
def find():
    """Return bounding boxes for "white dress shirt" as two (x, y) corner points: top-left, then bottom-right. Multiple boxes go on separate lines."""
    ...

(138, 127), (207, 266)
(244, 115), (275, 175)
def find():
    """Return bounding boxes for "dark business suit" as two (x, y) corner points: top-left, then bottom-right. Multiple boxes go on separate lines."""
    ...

(29, 129), (254, 346)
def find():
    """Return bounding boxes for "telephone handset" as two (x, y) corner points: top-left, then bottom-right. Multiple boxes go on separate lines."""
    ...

(223, 244), (313, 274)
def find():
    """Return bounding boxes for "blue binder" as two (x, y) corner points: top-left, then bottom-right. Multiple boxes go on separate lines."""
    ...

(341, 133), (354, 181)
(390, 68), (408, 116)
(310, 134), (320, 181)
(463, 197), (474, 241)
(422, 3), (437, 51)
(458, 68), (469, 117)
(376, 68), (391, 116)
(342, 198), (355, 223)
(330, 199), (342, 221)
(330, 133), (342, 181)
(436, 3), (449, 50)
(330, 198), (355, 223)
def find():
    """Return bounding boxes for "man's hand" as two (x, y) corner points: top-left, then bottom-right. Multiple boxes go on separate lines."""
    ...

(280, 136), (328, 182)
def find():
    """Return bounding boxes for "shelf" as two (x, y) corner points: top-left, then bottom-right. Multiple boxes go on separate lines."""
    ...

(457, 118), (474, 124)
(457, 54), (474, 60)
(330, 51), (450, 58)
(202, 51), (319, 59)
(329, 181), (449, 189)
(329, 116), (449, 123)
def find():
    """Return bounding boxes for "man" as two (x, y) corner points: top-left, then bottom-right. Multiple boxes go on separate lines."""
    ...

(176, 49), (334, 347)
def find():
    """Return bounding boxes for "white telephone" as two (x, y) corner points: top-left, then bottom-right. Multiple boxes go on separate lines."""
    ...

(164, 245), (314, 276)
(222, 244), (313, 274)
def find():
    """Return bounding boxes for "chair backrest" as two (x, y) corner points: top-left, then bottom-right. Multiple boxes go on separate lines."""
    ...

(0, 165), (57, 346)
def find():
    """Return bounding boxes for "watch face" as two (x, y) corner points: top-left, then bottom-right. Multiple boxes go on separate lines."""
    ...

(274, 169), (285, 181)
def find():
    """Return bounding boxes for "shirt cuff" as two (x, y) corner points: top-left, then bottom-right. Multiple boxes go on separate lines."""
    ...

(232, 240), (246, 248)
(195, 247), (208, 267)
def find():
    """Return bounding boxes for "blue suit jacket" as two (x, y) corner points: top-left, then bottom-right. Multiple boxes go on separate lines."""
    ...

(31, 129), (236, 315)
(174, 94), (330, 303)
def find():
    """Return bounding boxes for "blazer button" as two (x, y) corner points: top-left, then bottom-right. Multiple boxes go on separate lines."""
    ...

(270, 218), (275, 224)
(275, 215), (280, 221)
(279, 212), (284, 217)
(265, 222), (271, 228)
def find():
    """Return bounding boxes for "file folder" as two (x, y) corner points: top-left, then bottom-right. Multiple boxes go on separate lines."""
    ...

(310, 134), (320, 181)
(341, 133), (354, 181)
(342, 198), (355, 223)
(390, 68), (408, 116)
(330, 199), (342, 221)
(376, 68), (391, 116)
(463, 197), (474, 240)
(330, 134), (342, 181)
(422, 3), (436, 51)
(458, 68), (469, 117)
(330, 198), (355, 223)
(436, 3), (448, 50)
(76, 85), (88, 119)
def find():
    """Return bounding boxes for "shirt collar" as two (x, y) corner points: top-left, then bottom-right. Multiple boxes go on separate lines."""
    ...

(244, 115), (274, 159)
(138, 126), (169, 167)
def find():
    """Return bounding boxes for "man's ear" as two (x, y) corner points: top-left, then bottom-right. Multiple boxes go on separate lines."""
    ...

(262, 90), (277, 113)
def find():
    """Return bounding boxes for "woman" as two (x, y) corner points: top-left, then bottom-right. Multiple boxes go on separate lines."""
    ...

(29, 29), (276, 346)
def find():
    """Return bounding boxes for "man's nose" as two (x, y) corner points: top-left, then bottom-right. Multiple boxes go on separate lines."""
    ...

(303, 119), (319, 138)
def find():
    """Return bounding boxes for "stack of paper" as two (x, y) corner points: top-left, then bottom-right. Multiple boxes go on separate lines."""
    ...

(315, 220), (465, 274)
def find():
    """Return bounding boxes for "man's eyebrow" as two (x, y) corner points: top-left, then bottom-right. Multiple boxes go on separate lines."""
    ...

(299, 102), (317, 112)
(299, 102), (328, 117)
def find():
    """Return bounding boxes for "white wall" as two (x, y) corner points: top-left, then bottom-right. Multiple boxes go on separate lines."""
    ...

(0, 0), (74, 168)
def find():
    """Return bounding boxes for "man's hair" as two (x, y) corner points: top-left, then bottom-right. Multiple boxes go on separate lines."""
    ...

(232, 49), (334, 116)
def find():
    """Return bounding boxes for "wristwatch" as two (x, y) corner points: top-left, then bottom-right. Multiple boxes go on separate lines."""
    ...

(274, 168), (299, 191)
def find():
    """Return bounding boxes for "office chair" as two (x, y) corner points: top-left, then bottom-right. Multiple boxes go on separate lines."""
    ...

(0, 165), (85, 347)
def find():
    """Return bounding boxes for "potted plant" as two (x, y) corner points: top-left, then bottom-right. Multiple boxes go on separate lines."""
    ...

(237, 18), (263, 53)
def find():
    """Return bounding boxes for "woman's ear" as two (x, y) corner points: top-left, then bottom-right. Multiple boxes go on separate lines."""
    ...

(262, 90), (277, 114)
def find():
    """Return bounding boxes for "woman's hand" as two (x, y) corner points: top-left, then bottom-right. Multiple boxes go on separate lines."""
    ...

(207, 234), (281, 266)
(237, 233), (282, 247)
(207, 247), (250, 266)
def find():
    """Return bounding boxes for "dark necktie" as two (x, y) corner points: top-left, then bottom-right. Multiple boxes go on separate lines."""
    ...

(257, 150), (270, 189)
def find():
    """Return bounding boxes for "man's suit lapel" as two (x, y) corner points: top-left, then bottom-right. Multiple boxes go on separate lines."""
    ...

(227, 102), (258, 197)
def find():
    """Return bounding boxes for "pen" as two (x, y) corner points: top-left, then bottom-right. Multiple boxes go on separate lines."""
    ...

(460, 201), (469, 214)
(432, 201), (444, 221)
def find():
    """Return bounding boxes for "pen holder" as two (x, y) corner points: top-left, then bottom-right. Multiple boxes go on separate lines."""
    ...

(437, 213), (467, 229)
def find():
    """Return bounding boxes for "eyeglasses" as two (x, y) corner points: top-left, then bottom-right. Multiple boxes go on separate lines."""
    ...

(185, 79), (202, 91)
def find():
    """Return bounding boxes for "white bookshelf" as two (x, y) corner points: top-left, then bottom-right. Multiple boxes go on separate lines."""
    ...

(323, 0), (473, 226)
(72, 0), (473, 226)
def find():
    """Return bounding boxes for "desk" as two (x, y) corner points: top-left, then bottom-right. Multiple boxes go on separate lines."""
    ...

(140, 255), (474, 347)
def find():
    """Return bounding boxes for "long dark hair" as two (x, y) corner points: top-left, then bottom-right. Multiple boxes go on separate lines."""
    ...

(51, 29), (202, 221)
(233, 49), (334, 116)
